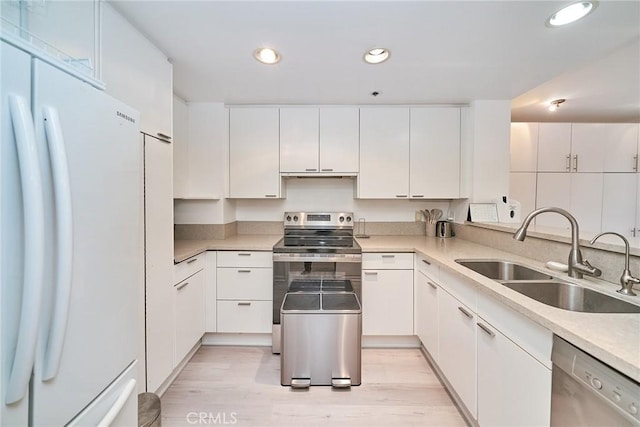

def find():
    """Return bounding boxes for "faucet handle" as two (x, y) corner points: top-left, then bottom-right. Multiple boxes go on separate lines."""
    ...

(574, 259), (602, 277)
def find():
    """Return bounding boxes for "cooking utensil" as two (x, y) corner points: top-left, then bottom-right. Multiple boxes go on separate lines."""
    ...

(422, 209), (431, 223)
(431, 209), (443, 221)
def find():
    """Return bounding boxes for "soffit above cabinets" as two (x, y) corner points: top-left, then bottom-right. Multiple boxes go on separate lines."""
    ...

(110, 1), (640, 122)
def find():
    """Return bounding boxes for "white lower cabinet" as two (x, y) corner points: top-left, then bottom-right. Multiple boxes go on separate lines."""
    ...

(216, 251), (273, 333)
(174, 269), (205, 364)
(205, 251), (217, 332)
(437, 287), (477, 418)
(414, 255), (439, 360)
(476, 319), (551, 427)
(362, 253), (414, 335)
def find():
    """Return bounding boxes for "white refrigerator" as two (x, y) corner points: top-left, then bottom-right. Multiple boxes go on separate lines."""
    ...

(1, 39), (140, 426)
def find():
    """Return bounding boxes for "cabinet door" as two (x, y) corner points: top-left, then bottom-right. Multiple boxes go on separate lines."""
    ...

(537, 123), (571, 172)
(359, 107), (410, 199)
(205, 252), (217, 332)
(509, 172), (537, 217)
(319, 107), (359, 173)
(362, 269), (414, 335)
(603, 124), (639, 172)
(280, 107), (319, 172)
(172, 95), (189, 198)
(535, 173), (571, 229)
(437, 289), (477, 418)
(602, 174), (637, 238)
(409, 107), (460, 198)
(174, 270), (205, 364)
(477, 319), (551, 427)
(144, 136), (175, 392)
(571, 124), (607, 173)
(102, 4), (172, 138)
(414, 270), (438, 361)
(510, 123), (539, 172)
(229, 108), (280, 198)
(570, 173), (603, 235)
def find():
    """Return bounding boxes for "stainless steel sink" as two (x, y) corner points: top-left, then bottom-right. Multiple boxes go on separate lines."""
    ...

(455, 259), (553, 281)
(455, 259), (640, 313)
(501, 280), (640, 314)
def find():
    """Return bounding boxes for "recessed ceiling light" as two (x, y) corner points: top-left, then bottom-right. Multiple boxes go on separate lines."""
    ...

(548, 99), (566, 112)
(547, 2), (594, 27)
(254, 47), (280, 65)
(364, 48), (390, 64)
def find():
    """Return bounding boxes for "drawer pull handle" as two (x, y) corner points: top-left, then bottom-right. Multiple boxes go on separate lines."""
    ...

(427, 282), (437, 290)
(186, 258), (198, 264)
(305, 168), (317, 172)
(477, 322), (495, 338)
(265, 194), (277, 198)
(457, 306), (473, 319)
(176, 281), (189, 291)
(321, 168), (333, 172)
(238, 253), (252, 256)
(364, 271), (378, 275)
(421, 259), (431, 265)
(412, 195), (424, 198)
(395, 195), (408, 198)
(237, 302), (251, 306)
(381, 255), (395, 258)
(237, 269), (251, 273)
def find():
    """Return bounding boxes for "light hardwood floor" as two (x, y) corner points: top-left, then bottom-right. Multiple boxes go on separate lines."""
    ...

(160, 346), (466, 426)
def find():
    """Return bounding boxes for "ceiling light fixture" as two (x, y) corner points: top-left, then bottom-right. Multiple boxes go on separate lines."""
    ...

(254, 47), (281, 65)
(364, 48), (390, 64)
(547, 2), (594, 27)
(548, 99), (566, 112)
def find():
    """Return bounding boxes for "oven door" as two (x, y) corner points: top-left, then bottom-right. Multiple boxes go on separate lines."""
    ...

(272, 253), (361, 354)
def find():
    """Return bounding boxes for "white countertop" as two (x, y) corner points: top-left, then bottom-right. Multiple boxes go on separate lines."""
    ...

(174, 234), (640, 382)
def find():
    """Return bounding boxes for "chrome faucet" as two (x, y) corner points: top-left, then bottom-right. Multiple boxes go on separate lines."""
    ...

(590, 232), (638, 296)
(513, 207), (602, 279)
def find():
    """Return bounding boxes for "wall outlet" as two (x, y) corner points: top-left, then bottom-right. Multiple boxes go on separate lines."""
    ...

(415, 210), (423, 222)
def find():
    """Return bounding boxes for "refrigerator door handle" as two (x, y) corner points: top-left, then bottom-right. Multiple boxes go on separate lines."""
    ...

(41, 106), (74, 381)
(96, 379), (137, 427)
(5, 95), (46, 405)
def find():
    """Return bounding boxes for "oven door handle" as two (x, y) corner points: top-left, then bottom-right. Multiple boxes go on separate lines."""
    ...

(273, 253), (362, 263)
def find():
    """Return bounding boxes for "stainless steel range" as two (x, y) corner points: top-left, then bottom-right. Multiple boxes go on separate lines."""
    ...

(272, 212), (362, 354)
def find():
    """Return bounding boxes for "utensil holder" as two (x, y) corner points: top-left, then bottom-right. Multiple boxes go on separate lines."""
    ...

(426, 222), (436, 237)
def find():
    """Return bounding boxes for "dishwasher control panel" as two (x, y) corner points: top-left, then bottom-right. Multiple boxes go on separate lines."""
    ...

(572, 346), (639, 423)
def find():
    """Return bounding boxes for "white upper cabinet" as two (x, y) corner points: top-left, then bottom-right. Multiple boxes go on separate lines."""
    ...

(280, 107), (359, 174)
(409, 107), (461, 198)
(101, 3), (173, 138)
(280, 108), (319, 172)
(537, 123), (572, 172)
(602, 173), (637, 238)
(172, 96), (189, 198)
(319, 107), (359, 173)
(510, 123), (539, 172)
(572, 123), (639, 173)
(359, 107), (410, 199)
(229, 107), (280, 198)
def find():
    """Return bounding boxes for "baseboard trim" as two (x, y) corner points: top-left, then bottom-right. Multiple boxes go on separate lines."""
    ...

(154, 340), (202, 397)
(202, 333), (272, 346)
(362, 335), (421, 348)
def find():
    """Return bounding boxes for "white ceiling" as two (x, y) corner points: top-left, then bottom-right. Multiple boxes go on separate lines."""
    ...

(111, 0), (640, 122)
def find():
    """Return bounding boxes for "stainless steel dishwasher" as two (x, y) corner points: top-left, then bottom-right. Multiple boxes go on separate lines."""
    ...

(551, 336), (640, 426)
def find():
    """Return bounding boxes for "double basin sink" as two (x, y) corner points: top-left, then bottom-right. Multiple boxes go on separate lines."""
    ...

(455, 259), (640, 314)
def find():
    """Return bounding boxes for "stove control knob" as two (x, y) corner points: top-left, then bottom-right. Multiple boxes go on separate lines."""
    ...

(346, 216), (352, 222)
(293, 215), (299, 222)
(339, 216), (345, 222)
(286, 215), (292, 222)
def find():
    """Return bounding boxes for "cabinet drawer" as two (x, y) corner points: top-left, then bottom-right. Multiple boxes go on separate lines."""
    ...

(362, 252), (413, 269)
(217, 251), (272, 268)
(216, 300), (272, 333)
(217, 267), (273, 300)
(440, 267), (477, 311)
(478, 291), (552, 368)
(415, 253), (439, 281)
(174, 253), (205, 284)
